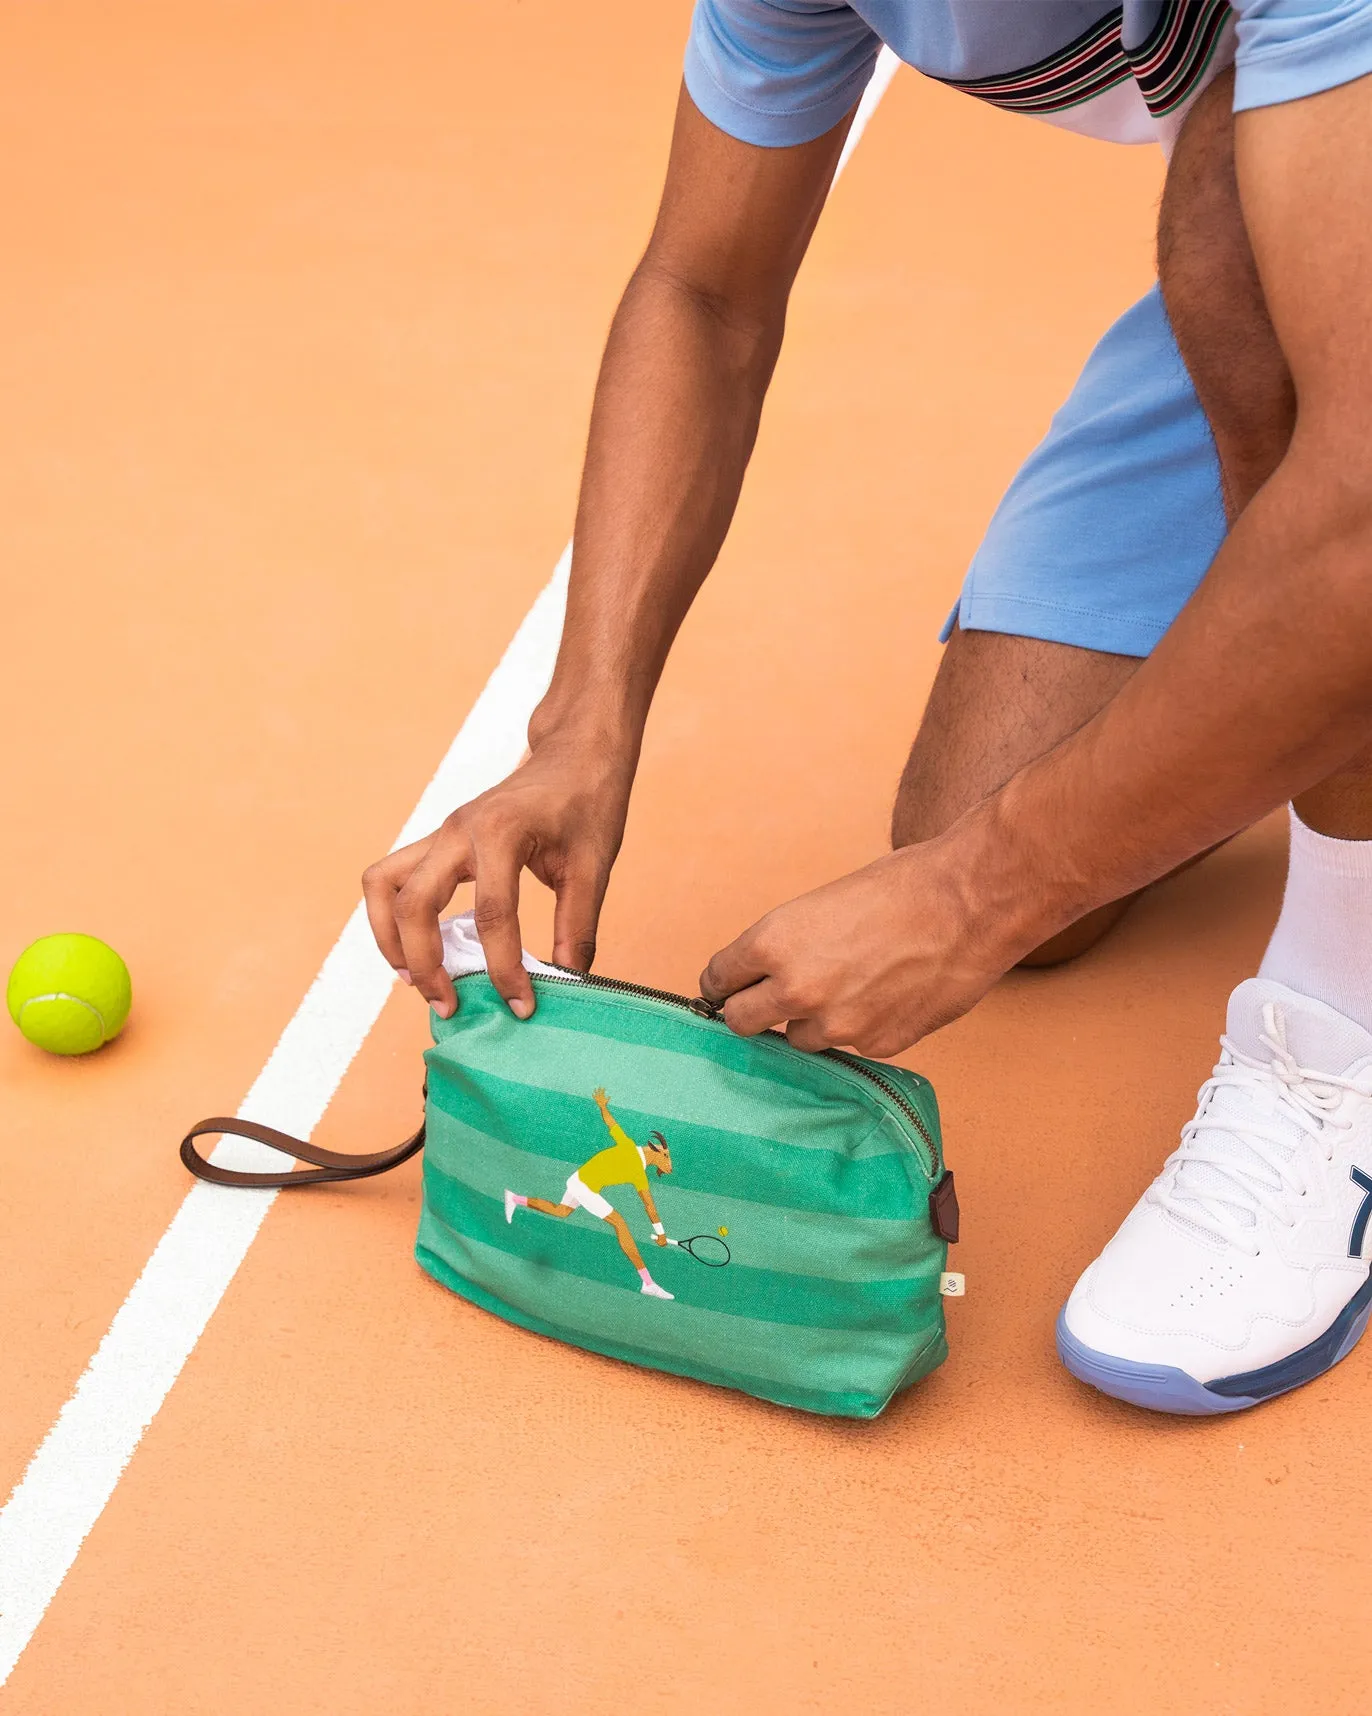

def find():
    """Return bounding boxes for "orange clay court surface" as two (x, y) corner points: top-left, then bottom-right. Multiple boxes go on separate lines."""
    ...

(1, 5), (1369, 1713)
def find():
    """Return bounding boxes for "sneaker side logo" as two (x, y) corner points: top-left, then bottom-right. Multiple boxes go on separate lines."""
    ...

(1349, 1167), (1372, 1260)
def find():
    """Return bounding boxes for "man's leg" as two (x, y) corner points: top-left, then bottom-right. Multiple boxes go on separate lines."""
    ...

(606, 1210), (673, 1299)
(909, 69), (1372, 975)
(1160, 66), (1372, 1018)
(605, 1208), (648, 1272)
(1058, 66), (1372, 1417)
(893, 627), (1141, 965)
(508, 1188), (672, 1296)
(506, 1188), (574, 1222)
(1157, 70), (1295, 526)
(893, 273), (1230, 968)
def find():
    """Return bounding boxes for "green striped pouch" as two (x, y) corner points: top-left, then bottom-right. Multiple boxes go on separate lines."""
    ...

(180, 966), (958, 1420)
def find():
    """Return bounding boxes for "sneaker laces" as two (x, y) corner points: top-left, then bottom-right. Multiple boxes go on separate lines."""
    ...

(1151, 1002), (1359, 1252)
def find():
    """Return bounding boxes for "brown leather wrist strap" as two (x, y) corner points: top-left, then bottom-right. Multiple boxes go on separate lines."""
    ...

(179, 1111), (426, 1189)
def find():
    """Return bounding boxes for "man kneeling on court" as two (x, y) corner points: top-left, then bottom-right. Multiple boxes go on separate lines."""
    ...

(367, 3), (1372, 1418)
(506, 1088), (676, 1300)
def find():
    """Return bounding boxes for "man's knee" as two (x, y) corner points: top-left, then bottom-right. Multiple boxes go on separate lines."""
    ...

(1015, 899), (1135, 968)
(1295, 739), (1372, 840)
(893, 626), (1144, 966)
(891, 625), (1137, 849)
(1014, 840), (1231, 967)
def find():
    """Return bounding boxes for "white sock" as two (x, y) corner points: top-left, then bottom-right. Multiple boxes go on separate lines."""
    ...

(1258, 806), (1372, 1034)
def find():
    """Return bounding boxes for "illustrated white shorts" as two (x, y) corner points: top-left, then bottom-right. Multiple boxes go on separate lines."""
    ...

(563, 1173), (614, 1222)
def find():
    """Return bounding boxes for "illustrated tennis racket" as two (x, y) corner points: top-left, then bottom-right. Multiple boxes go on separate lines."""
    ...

(666, 1234), (731, 1267)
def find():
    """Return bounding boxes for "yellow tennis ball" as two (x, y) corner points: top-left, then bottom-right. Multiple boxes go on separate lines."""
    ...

(718, 1225), (728, 1237)
(7, 934), (132, 1055)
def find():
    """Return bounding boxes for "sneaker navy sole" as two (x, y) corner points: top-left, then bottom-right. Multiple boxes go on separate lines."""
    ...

(1056, 1273), (1372, 1417)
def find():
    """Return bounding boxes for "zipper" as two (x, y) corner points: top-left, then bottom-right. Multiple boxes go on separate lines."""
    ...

(457, 962), (714, 1016)
(454, 964), (941, 1174)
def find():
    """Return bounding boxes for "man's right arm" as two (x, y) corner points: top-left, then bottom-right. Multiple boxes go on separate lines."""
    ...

(364, 86), (856, 1018)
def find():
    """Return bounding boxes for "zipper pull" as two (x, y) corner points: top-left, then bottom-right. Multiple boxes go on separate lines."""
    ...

(929, 1171), (960, 1243)
(687, 996), (723, 1020)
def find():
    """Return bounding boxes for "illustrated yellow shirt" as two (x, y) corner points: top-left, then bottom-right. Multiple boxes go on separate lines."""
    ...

(578, 1119), (649, 1196)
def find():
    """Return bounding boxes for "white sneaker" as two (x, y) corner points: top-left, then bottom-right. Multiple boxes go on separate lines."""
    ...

(1058, 979), (1372, 1415)
(504, 1189), (518, 1225)
(640, 1279), (674, 1300)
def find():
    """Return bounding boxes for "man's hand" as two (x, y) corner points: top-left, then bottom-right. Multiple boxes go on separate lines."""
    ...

(363, 731), (633, 1019)
(362, 91), (856, 1022)
(700, 832), (1045, 1058)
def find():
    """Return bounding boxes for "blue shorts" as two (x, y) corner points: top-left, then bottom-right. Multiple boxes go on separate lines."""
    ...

(680, 0), (1372, 659)
(943, 284), (1227, 659)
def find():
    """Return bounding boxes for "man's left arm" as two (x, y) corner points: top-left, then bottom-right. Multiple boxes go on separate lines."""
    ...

(701, 72), (1372, 1057)
(637, 1185), (668, 1244)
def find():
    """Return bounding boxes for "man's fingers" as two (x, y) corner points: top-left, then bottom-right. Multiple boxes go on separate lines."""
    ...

(724, 987), (837, 1053)
(720, 978), (791, 1038)
(699, 931), (770, 1005)
(783, 1015), (834, 1054)
(473, 845), (534, 1018)
(362, 841), (429, 973)
(717, 962), (840, 1052)
(551, 865), (608, 972)
(393, 835), (473, 1018)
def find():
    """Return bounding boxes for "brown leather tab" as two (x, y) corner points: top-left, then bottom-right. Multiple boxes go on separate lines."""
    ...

(929, 1170), (960, 1243)
(179, 1106), (425, 1189)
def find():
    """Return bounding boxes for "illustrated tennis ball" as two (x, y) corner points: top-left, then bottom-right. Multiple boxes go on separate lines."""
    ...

(7, 934), (132, 1055)
(718, 1226), (729, 1237)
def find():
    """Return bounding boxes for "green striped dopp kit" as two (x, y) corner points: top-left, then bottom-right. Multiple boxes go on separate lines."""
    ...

(181, 962), (959, 1420)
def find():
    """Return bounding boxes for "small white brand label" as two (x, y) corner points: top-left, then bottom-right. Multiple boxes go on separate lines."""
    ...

(939, 1272), (966, 1297)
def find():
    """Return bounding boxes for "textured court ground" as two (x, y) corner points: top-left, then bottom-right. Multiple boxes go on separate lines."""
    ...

(2, 4), (1368, 1711)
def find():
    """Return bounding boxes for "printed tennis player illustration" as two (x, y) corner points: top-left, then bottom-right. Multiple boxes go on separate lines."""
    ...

(504, 1087), (730, 1297)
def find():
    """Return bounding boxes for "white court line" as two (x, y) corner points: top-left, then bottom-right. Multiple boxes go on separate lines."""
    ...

(838, 46), (899, 180)
(0, 55), (899, 1687)
(0, 561), (570, 1683)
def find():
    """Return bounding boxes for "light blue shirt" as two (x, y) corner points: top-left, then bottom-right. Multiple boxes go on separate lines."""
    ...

(684, 0), (1372, 149)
